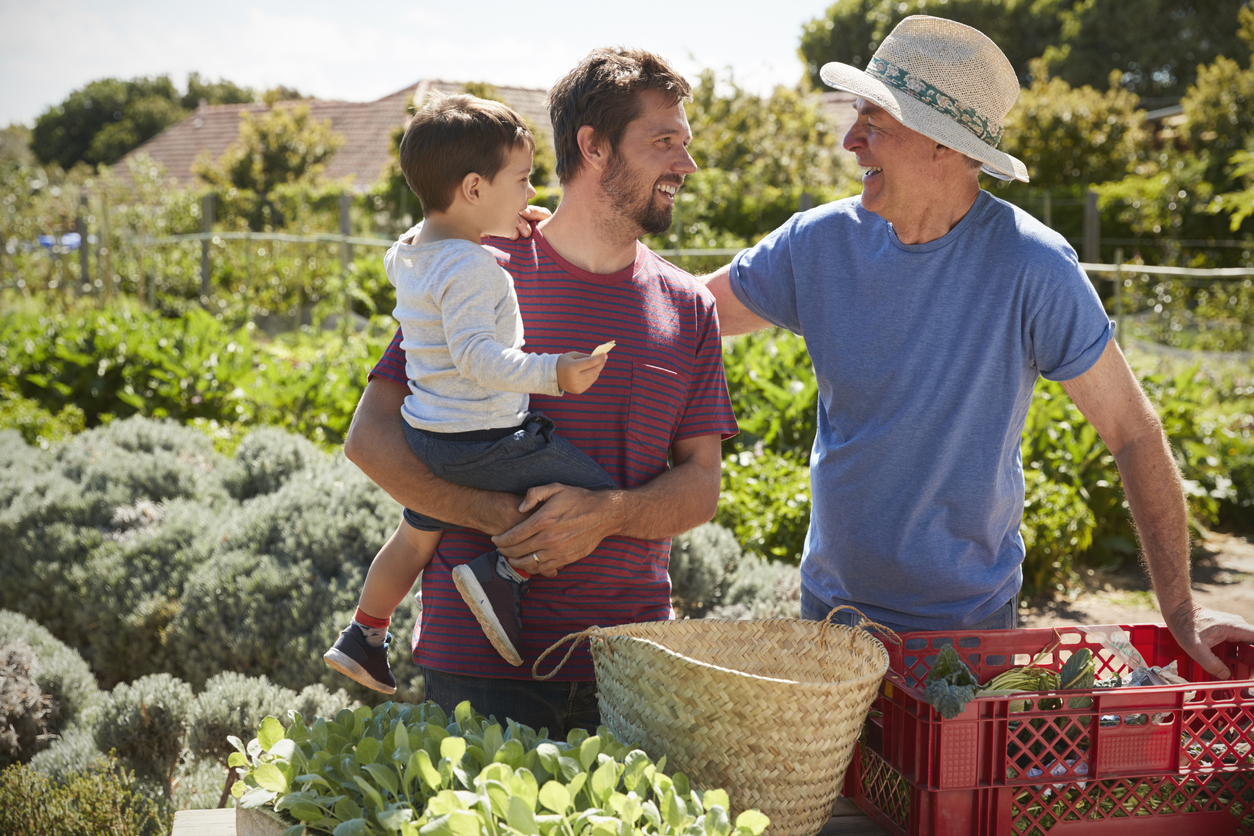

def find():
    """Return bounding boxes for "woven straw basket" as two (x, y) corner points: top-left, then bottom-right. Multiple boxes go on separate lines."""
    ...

(537, 612), (890, 836)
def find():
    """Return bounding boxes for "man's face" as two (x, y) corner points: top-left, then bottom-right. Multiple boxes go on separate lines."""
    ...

(842, 98), (941, 225)
(599, 88), (697, 236)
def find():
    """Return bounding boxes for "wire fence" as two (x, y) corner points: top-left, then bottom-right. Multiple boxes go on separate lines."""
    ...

(5, 226), (1254, 354)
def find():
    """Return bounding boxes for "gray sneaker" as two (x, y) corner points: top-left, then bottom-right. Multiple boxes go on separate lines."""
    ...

(452, 551), (528, 666)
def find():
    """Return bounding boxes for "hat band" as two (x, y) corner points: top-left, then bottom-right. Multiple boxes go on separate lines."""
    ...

(865, 56), (1003, 145)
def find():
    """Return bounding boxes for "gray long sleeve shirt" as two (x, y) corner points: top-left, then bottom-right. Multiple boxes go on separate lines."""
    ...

(386, 237), (561, 433)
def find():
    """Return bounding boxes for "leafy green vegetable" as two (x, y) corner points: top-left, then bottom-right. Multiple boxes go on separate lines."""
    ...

(231, 700), (770, 836)
(1058, 648), (1096, 691)
(922, 645), (981, 720)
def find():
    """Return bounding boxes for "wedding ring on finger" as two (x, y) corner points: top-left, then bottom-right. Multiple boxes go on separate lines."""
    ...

(531, 552), (540, 568)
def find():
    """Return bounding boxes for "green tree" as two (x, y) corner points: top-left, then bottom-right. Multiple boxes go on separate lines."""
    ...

(193, 104), (344, 230)
(31, 76), (182, 169)
(181, 73), (255, 110)
(1000, 59), (1149, 189)
(799, 0), (1248, 103)
(1042, 0), (1250, 104)
(0, 125), (33, 168)
(29, 74), (264, 171)
(659, 70), (858, 252)
(798, 0), (1065, 89)
(1181, 54), (1254, 194)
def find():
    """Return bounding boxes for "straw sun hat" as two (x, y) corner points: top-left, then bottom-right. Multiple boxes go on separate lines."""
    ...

(820, 15), (1029, 183)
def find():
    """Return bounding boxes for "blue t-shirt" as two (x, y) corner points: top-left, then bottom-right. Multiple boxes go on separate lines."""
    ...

(730, 190), (1113, 629)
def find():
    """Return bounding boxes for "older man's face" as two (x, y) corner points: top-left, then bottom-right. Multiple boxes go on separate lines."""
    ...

(842, 99), (944, 227)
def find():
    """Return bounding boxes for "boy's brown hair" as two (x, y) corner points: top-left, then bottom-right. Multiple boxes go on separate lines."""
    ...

(399, 94), (534, 214)
(546, 47), (692, 185)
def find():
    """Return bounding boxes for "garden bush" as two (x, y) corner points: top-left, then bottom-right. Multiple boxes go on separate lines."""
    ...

(0, 610), (101, 736)
(669, 522), (800, 620)
(0, 417), (419, 702)
(0, 757), (170, 836)
(188, 671), (357, 806)
(0, 641), (54, 767)
(94, 673), (193, 798)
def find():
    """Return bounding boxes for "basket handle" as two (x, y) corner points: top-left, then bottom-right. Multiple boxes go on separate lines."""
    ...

(823, 605), (902, 649)
(533, 627), (604, 681)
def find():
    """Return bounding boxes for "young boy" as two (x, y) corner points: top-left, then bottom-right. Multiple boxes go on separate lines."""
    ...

(324, 95), (615, 693)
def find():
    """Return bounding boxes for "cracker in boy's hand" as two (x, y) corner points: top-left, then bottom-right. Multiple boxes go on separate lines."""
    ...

(592, 340), (616, 356)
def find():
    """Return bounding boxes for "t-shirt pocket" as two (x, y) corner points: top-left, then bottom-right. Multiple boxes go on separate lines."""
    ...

(627, 362), (683, 449)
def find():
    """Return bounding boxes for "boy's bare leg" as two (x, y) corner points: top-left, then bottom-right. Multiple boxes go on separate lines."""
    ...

(324, 521), (441, 693)
(359, 521), (441, 619)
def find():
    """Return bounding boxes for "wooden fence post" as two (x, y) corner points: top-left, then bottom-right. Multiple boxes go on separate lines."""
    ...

(1083, 189), (1100, 266)
(1114, 248), (1124, 345)
(100, 195), (112, 301)
(340, 193), (353, 330)
(77, 193), (89, 296)
(200, 193), (215, 302)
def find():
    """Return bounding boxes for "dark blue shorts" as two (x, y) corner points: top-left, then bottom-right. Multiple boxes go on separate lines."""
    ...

(401, 411), (616, 531)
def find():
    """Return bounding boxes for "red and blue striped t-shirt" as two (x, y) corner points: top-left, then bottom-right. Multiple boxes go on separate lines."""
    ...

(369, 224), (738, 680)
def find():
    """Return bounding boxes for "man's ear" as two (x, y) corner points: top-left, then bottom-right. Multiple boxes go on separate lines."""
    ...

(460, 171), (484, 204)
(577, 125), (608, 172)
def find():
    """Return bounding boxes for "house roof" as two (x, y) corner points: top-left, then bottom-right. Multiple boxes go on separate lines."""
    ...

(115, 81), (554, 192)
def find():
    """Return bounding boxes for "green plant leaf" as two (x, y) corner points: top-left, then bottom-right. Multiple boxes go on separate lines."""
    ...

(288, 801), (326, 822)
(333, 818), (369, 836)
(661, 790), (687, 829)
(506, 795), (540, 835)
(441, 736), (468, 764)
(357, 736), (382, 765)
(733, 810), (770, 836)
(363, 762), (400, 797)
(253, 763), (290, 794)
(539, 781), (571, 814)
(240, 786), (279, 808)
(578, 737), (601, 770)
(590, 759), (618, 806)
(353, 776), (385, 814)
(482, 723), (504, 761)
(701, 789), (730, 813)
(258, 715), (286, 751)
(704, 804), (731, 836)
(229, 751), (249, 769)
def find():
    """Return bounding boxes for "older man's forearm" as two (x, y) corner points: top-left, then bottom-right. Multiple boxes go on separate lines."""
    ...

(343, 379), (525, 535)
(1114, 430), (1193, 619)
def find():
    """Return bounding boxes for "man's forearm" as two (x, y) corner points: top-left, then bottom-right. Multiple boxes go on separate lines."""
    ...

(592, 453), (720, 542)
(343, 379), (525, 535)
(1114, 429), (1193, 619)
(494, 434), (723, 573)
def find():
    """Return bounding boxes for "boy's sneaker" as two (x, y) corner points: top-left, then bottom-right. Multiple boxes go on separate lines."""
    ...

(452, 551), (528, 666)
(323, 624), (397, 694)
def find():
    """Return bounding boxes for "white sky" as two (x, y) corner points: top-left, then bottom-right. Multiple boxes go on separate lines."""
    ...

(0, 0), (833, 127)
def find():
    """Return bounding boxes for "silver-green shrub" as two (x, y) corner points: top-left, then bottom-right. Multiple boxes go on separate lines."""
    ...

(224, 426), (323, 500)
(94, 673), (193, 798)
(669, 522), (801, 620)
(187, 671), (357, 806)
(0, 417), (424, 702)
(0, 610), (100, 733)
(0, 641), (53, 767)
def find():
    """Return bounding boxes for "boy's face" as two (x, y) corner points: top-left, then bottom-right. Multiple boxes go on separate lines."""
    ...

(481, 145), (537, 237)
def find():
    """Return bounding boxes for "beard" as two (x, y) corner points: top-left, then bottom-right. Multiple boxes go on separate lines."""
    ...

(600, 150), (675, 236)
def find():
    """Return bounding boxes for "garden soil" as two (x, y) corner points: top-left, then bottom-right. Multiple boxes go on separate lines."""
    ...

(1020, 530), (1254, 630)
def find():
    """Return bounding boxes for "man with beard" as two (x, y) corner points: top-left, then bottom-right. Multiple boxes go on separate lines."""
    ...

(343, 47), (737, 731)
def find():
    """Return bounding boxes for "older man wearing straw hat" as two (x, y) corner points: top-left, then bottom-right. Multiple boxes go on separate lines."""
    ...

(704, 15), (1254, 679)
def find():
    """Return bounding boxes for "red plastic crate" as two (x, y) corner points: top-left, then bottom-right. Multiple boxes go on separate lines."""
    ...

(844, 624), (1254, 835)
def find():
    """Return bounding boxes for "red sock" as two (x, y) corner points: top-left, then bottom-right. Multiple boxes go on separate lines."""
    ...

(354, 608), (391, 629)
